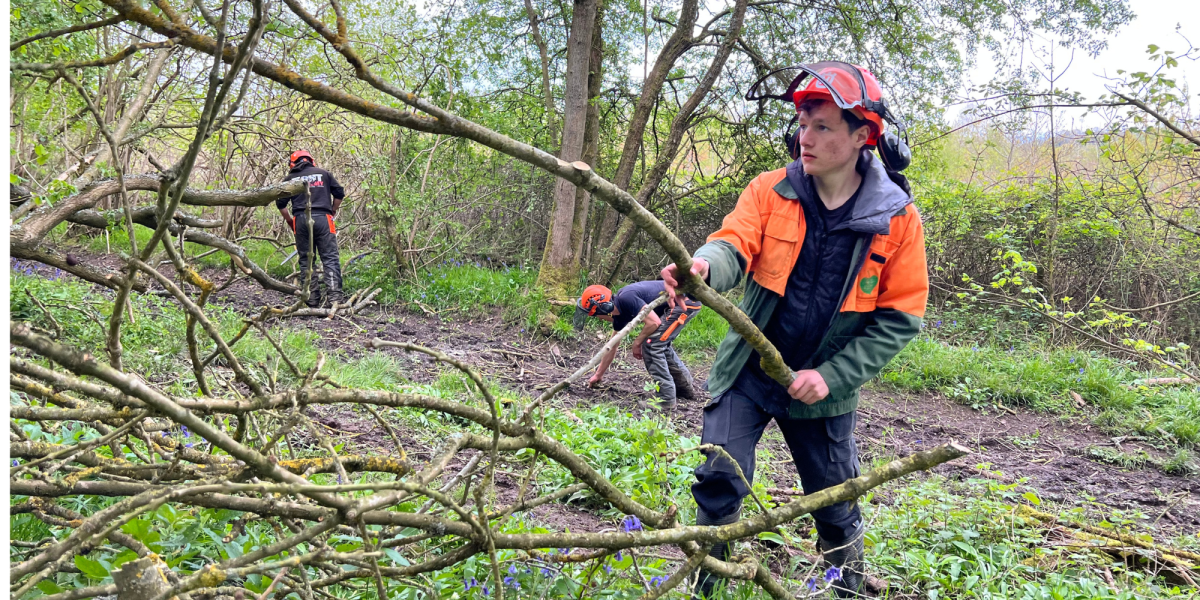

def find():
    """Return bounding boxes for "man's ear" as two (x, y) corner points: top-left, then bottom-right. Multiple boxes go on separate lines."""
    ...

(853, 124), (872, 148)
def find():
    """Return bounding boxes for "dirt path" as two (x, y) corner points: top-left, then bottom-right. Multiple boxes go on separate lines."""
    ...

(197, 273), (1200, 539)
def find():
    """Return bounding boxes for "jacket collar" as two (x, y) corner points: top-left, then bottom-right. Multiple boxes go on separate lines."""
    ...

(773, 149), (912, 235)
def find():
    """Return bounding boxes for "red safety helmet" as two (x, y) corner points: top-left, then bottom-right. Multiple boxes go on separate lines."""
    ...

(578, 284), (615, 316)
(289, 150), (315, 169)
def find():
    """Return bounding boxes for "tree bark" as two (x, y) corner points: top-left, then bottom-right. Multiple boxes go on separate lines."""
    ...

(536, 0), (598, 296)
(598, 1), (746, 285)
(569, 2), (606, 276)
(589, 0), (699, 277)
(523, 0), (558, 149)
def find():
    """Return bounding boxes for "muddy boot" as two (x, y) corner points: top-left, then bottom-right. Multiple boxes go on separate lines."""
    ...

(656, 397), (678, 411)
(305, 289), (323, 308)
(692, 508), (740, 599)
(820, 531), (866, 598)
(670, 365), (698, 401)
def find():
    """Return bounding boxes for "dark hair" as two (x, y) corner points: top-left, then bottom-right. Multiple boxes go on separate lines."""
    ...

(796, 98), (874, 141)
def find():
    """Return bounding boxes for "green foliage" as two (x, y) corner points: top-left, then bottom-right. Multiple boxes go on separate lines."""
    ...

(867, 476), (1193, 600)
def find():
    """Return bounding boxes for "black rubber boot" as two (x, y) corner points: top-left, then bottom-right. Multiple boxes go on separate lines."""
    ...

(325, 274), (346, 306)
(692, 508), (741, 599)
(820, 529), (866, 598)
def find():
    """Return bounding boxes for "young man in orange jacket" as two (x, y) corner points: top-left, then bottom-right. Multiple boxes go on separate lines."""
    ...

(661, 62), (928, 598)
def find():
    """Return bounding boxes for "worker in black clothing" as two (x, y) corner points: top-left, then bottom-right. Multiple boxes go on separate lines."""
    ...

(279, 150), (345, 307)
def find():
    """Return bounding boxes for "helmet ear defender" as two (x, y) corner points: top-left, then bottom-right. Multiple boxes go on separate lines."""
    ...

(754, 62), (911, 171)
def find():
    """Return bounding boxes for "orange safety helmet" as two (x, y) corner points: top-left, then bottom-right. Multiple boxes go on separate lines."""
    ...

(746, 61), (911, 170)
(289, 149), (315, 169)
(791, 62), (886, 145)
(578, 284), (615, 316)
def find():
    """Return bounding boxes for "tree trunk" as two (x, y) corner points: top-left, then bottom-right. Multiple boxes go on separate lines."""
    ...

(537, 0), (598, 297)
(569, 2), (606, 280)
(588, 0), (699, 278)
(523, 0), (559, 149)
(596, 0), (747, 284)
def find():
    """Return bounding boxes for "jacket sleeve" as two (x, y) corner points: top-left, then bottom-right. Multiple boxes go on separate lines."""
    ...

(693, 175), (769, 292)
(328, 171), (346, 200)
(277, 173), (297, 211)
(814, 209), (928, 398)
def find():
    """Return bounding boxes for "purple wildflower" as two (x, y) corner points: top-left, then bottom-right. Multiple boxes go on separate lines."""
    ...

(540, 568), (552, 577)
(806, 578), (818, 591)
(503, 576), (519, 590)
(509, 564), (518, 575)
(604, 564), (612, 574)
(12, 459), (19, 467)
(823, 566), (842, 583)
(464, 578), (477, 591)
(180, 425), (190, 438)
(650, 576), (667, 587)
(615, 550), (623, 561)
(622, 515), (642, 532)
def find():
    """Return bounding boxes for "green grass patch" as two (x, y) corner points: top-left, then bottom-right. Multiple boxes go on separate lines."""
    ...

(880, 336), (1200, 445)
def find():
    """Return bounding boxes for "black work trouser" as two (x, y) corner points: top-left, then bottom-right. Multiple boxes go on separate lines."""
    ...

(691, 374), (863, 544)
(294, 212), (342, 295)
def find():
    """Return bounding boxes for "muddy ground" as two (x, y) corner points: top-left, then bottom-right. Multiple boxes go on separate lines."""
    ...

(16, 253), (1199, 544)
(198, 271), (1200, 540)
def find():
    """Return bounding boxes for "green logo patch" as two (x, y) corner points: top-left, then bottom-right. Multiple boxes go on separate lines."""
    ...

(859, 275), (879, 294)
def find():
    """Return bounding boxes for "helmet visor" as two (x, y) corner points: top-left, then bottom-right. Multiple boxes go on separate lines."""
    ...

(746, 61), (872, 112)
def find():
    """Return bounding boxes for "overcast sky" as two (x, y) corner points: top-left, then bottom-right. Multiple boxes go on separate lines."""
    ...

(958, 0), (1200, 127)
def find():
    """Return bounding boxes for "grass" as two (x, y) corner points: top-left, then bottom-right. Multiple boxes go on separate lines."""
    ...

(882, 336), (1200, 445)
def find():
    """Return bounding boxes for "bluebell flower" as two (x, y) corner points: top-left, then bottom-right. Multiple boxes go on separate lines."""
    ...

(337, 474), (343, 484)
(806, 578), (818, 591)
(185, 442), (194, 448)
(503, 576), (519, 590)
(464, 578), (477, 591)
(650, 576), (666, 587)
(1079, 367), (1085, 373)
(540, 568), (552, 577)
(604, 564), (612, 574)
(824, 566), (842, 583)
(12, 459), (19, 467)
(615, 550), (622, 561)
(952, 320), (957, 325)
(181, 425), (190, 438)
(622, 515), (642, 532)
(935, 320), (942, 327)
(1069, 358), (1076, 364)
(914, 439), (922, 444)
(559, 548), (569, 555)
(509, 565), (518, 575)
(481, 585), (490, 596)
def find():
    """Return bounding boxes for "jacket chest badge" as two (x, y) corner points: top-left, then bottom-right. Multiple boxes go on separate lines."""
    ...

(859, 276), (879, 294)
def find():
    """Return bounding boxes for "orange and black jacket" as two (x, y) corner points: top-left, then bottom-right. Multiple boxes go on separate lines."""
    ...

(694, 149), (928, 418)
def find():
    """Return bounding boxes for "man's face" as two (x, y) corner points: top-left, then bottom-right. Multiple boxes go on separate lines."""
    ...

(795, 100), (870, 177)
